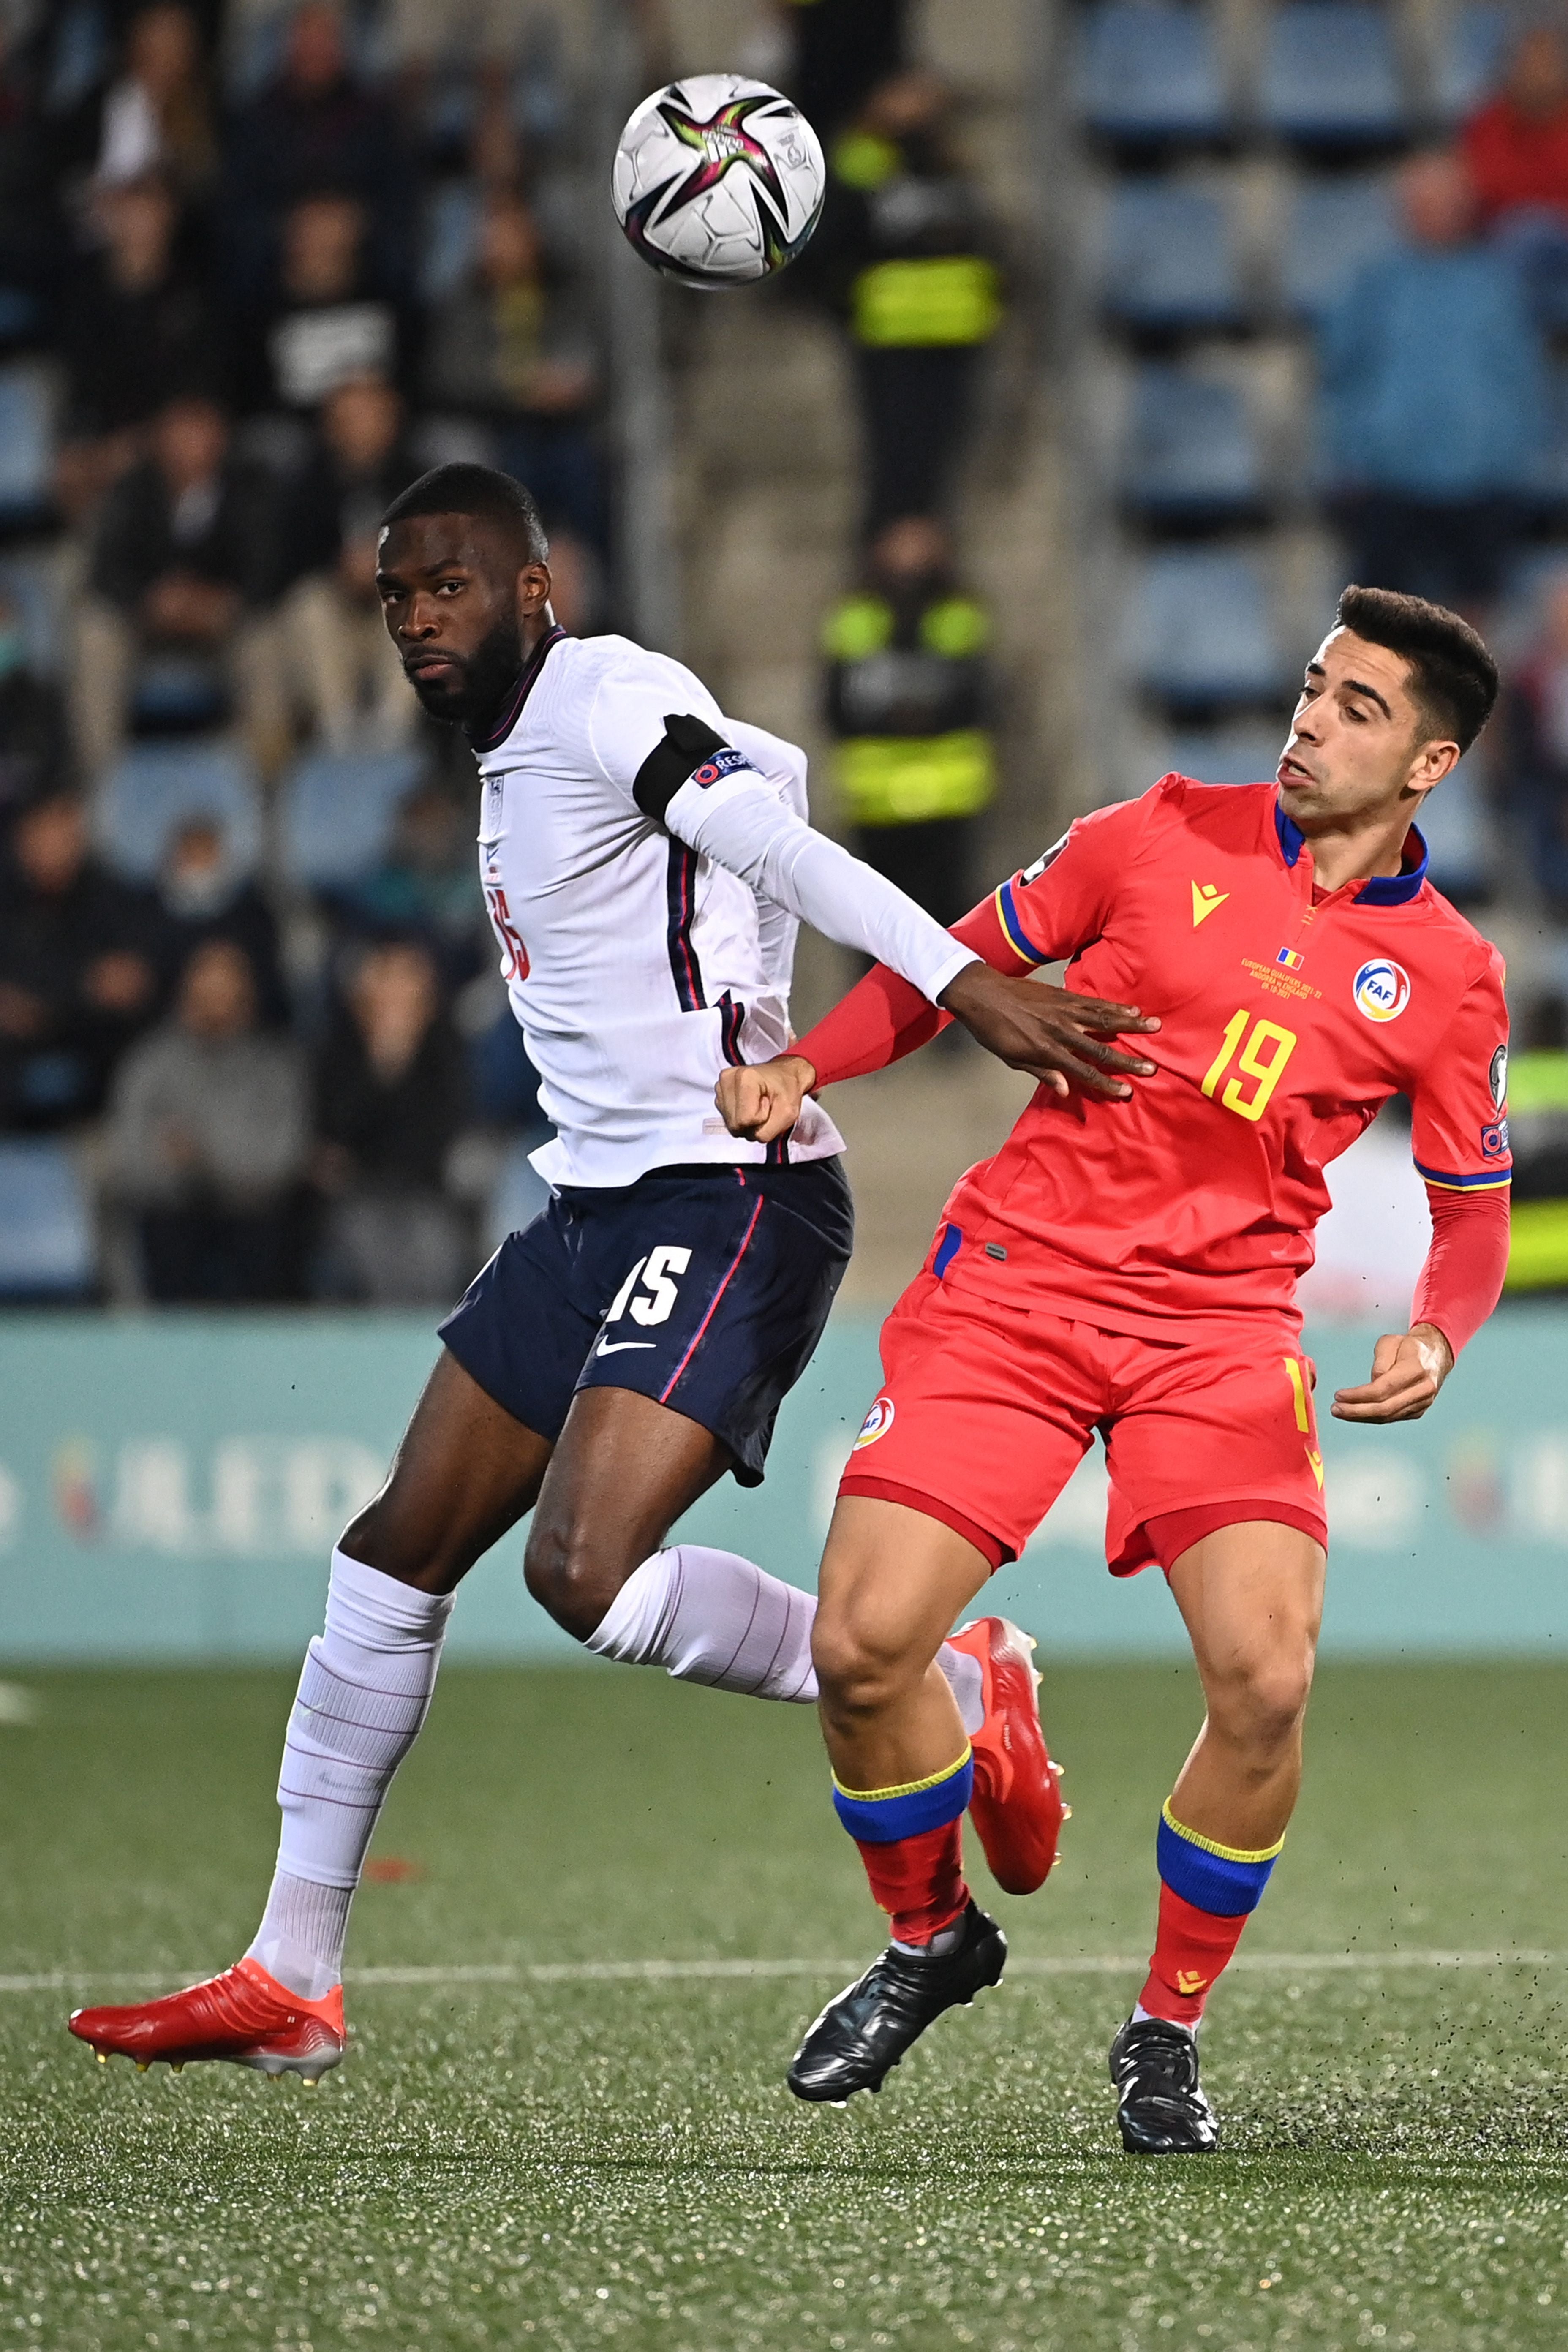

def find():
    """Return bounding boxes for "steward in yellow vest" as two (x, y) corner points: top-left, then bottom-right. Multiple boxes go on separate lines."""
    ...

(821, 71), (1004, 530)
(1504, 1003), (1568, 1292)
(823, 515), (994, 926)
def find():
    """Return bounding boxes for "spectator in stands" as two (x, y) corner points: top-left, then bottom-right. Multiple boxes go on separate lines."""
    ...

(422, 188), (602, 548)
(0, 11), (65, 322)
(822, 72), (1004, 533)
(784, 0), (907, 143)
(144, 814), (289, 1025)
(312, 938), (469, 1304)
(0, 595), (71, 811)
(334, 777), (486, 977)
(239, 192), (408, 418)
(1502, 573), (1568, 914)
(72, 393), (278, 780)
(222, 2), (413, 305)
(92, 5), (217, 212)
(1463, 26), (1568, 328)
(272, 373), (420, 746)
(821, 514), (994, 924)
(0, 788), (158, 1132)
(56, 174), (219, 522)
(1319, 150), (1546, 612)
(108, 935), (308, 1301)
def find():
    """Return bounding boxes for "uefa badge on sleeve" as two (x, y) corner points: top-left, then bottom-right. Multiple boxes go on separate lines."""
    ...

(853, 1397), (896, 1450)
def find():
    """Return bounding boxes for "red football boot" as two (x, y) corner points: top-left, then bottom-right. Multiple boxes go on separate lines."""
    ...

(68, 1958), (345, 2084)
(948, 1616), (1067, 1896)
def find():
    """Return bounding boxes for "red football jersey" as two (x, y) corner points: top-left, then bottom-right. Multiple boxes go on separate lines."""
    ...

(898, 778), (1509, 1338)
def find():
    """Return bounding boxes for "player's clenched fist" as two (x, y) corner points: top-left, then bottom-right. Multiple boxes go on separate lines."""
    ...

(1330, 1324), (1454, 1423)
(717, 1054), (817, 1143)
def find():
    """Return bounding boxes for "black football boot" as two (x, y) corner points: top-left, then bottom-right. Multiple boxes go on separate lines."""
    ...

(1108, 2014), (1220, 2153)
(787, 1900), (1006, 2102)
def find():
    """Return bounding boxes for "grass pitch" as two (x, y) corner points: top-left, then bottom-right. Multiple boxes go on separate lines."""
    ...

(5, 1660), (1568, 2352)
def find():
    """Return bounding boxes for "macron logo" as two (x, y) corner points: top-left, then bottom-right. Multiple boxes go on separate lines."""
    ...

(1191, 882), (1229, 928)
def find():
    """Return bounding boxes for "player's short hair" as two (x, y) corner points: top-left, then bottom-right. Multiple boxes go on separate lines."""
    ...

(379, 463), (549, 567)
(1335, 583), (1498, 753)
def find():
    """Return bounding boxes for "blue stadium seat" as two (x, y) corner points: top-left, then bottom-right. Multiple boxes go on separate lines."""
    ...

(0, 1140), (95, 1300)
(279, 746), (427, 890)
(1123, 549), (1289, 708)
(97, 743), (261, 884)
(420, 180), (482, 305)
(1161, 729), (1288, 784)
(1101, 184), (1247, 331)
(1279, 174), (1398, 321)
(0, 549), (67, 678)
(130, 653), (228, 733)
(487, 1136), (552, 1256)
(1433, 3), (1511, 121)
(1120, 368), (1263, 519)
(1260, 5), (1409, 146)
(1076, 4), (1230, 145)
(0, 365), (54, 531)
(1538, 358), (1568, 512)
(1419, 753), (1491, 902)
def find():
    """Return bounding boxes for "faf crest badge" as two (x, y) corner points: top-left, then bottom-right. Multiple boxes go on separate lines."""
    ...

(1352, 958), (1411, 1023)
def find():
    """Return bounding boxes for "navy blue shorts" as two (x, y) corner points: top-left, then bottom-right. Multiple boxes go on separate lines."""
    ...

(438, 1156), (854, 1485)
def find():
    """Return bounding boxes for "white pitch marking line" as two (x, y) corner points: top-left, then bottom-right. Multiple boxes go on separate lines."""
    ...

(5, 1952), (1563, 1995)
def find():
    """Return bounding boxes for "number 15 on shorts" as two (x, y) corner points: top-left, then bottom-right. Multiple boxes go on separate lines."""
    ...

(597, 1246), (691, 1353)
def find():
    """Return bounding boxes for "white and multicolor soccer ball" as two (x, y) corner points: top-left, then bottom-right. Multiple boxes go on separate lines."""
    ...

(611, 74), (826, 289)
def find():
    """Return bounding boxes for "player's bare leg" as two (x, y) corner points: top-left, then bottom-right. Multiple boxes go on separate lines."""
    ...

(787, 1497), (1065, 2101)
(1110, 1521), (1325, 2155)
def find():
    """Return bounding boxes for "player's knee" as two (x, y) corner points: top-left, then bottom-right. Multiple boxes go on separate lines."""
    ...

(811, 1612), (918, 1722)
(522, 1511), (623, 1640)
(1211, 1638), (1315, 1755)
(338, 1494), (449, 1592)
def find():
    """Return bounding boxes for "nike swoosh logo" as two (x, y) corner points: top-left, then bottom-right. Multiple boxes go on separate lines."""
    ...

(596, 1339), (656, 1354)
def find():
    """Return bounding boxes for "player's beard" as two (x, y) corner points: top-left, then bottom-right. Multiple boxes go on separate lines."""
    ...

(407, 614), (526, 735)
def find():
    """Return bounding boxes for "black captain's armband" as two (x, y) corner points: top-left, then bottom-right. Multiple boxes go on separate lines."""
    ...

(633, 712), (755, 821)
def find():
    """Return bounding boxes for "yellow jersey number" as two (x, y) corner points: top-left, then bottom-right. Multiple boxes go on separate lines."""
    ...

(1201, 1009), (1297, 1123)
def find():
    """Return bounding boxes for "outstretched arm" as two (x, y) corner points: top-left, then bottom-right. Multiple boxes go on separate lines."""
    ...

(716, 887), (1160, 1143)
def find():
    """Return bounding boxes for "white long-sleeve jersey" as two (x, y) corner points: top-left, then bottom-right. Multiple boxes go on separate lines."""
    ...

(473, 627), (978, 1190)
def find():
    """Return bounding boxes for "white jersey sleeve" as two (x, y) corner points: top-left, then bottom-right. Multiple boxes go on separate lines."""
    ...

(585, 667), (980, 1007)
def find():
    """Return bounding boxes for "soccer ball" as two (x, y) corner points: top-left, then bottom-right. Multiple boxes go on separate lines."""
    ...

(611, 74), (826, 289)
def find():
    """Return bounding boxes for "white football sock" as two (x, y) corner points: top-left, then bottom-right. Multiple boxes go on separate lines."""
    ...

(248, 1549), (453, 1997)
(584, 1544), (983, 1723)
(586, 1544), (817, 1700)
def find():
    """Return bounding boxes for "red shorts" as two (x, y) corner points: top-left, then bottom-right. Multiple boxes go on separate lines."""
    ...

(838, 1270), (1328, 1576)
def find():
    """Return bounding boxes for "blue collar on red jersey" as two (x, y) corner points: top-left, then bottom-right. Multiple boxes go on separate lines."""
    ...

(1273, 797), (1429, 905)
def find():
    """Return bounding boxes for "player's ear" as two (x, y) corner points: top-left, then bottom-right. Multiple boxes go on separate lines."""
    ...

(1409, 737), (1461, 790)
(517, 560), (552, 623)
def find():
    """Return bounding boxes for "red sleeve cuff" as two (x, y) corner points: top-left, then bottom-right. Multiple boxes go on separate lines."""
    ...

(1411, 1182), (1511, 1358)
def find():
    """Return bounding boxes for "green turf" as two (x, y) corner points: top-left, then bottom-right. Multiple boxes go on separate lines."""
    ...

(5, 1661), (1568, 2351)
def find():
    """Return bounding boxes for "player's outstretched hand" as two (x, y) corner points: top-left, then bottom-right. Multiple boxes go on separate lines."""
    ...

(716, 1054), (817, 1144)
(937, 965), (1160, 1100)
(1330, 1324), (1454, 1423)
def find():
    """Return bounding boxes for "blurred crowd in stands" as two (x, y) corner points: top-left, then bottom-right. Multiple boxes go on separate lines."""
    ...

(0, 0), (1014, 1307)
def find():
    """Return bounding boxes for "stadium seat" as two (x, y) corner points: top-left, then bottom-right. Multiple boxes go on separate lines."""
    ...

(420, 180), (482, 305)
(0, 1139), (95, 1300)
(1161, 728), (1288, 784)
(1075, 3), (1230, 146)
(487, 1135), (552, 1257)
(1260, 5), (1409, 147)
(1123, 548), (1289, 709)
(96, 742), (261, 884)
(0, 547), (68, 677)
(1419, 753), (1492, 903)
(1101, 184), (1247, 331)
(1432, 3), (1511, 122)
(278, 746), (427, 890)
(1279, 174), (1398, 322)
(0, 363), (54, 533)
(1119, 368), (1263, 520)
(129, 653), (228, 734)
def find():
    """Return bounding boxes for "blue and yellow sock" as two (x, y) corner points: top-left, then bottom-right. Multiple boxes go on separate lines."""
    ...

(832, 1749), (974, 1946)
(1138, 1800), (1284, 2027)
